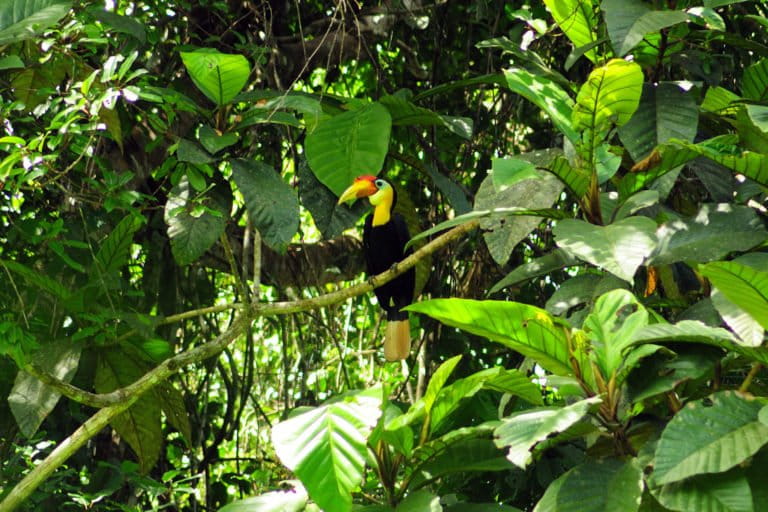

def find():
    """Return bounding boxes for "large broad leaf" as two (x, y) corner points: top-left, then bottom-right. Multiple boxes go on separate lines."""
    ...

(494, 397), (602, 469)
(219, 487), (308, 512)
(94, 215), (144, 276)
(651, 468), (754, 512)
(379, 93), (472, 139)
(9, 343), (81, 437)
(628, 136), (768, 189)
(231, 159), (299, 253)
(180, 49), (250, 106)
(546, 156), (590, 197)
(503, 68), (578, 144)
(602, 0), (688, 56)
(709, 255), (768, 347)
(742, 58), (768, 102)
(164, 176), (231, 265)
(534, 458), (644, 512)
(700, 262), (768, 330)
(430, 367), (542, 434)
(490, 248), (580, 294)
(544, 0), (600, 64)
(653, 391), (768, 485)
(86, 6), (146, 42)
(583, 289), (649, 381)
(0, 0), (71, 45)
(572, 59), (643, 135)
(304, 102), (392, 196)
(475, 170), (564, 265)
(618, 83), (698, 162)
(553, 216), (658, 283)
(406, 299), (582, 377)
(95, 349), (162, 473)
(271, 391), (382, 512)
(650, 204), (768, 266)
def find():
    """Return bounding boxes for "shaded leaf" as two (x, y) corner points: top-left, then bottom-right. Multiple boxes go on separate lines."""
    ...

(650, 204), (767, 266)
(165, 176), (231, 265)
(198, 126), (238, 154)
(9, 344), (81, 437)
(475, 170), (564, 265)
(95, 349), (162, 473)
(94, 215), (144, 276)
(218, 486), (308, 512)
(231, 159), (299, 252)
(534, 458), (644, 512)
(651, 468), (754, 512)
(86, 6), (146, 42)
(742, 58), (768, 102)
(544, 0), (600, 63)
(490, 249), (580, 294)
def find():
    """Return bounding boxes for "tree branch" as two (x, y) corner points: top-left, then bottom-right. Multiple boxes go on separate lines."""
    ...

(1, 219), (479, 512)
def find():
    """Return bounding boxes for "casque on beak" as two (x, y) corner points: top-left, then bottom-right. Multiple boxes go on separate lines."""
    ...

(337, 176), (378, 205)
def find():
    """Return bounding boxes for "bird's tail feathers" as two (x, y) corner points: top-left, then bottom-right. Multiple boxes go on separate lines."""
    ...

(384, 319), (411, 361)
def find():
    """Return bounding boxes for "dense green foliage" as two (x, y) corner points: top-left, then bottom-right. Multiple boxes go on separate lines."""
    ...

(1, 0), (768, 511)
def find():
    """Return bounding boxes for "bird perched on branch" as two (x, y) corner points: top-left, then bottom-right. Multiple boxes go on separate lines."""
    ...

(338, 175), (415, 361)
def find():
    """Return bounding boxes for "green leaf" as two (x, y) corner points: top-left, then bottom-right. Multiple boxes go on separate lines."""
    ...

(651, 204), (767, 266)
(547, 156), (590, 197)
(9, 344), (81, 437)
(631, 320), (741, 347)
(474, 170), (564, 265)
(572, 59), (643, 135)
(711, 289), (763, 347)
(396, 490), (442, 512)
(219, 487), (308, 512)
(95, 349), (162, 473)
(0, 259), (69, 301)
(630, 137), (768, 188)
(653, 391), (768, 486)
(297, 159), (366, 239)
(494, 397), (601, 468)
(742, 58), (768, 102)
(231, 159), (299, 253)
(0, 55), (24, 70)
(406, 299), (582, 377)
(745, 105), (768, 133)
(546, 274), (601, 316)
(544, 0), (600, 63)
(612, 190), (660, 222)
(156, 382), (192, 446)
(699, 262), (768, 330)
(490, 248), (580, 294)
(407, 206), (566, 248)
(424, 355), (463, 414)
(177, 138), (215, 164)
(534, 458), (644, 512)
(304, 102), (392, 196)
(553, 216), (658, 283)
(653, 470), (754, 512)
(618, 83), (699, 162)
(603, 0), (688, 56)
(379, 94), (471, 138)
(164, 176), (231, 265)
(491, 157), (538, 189)
(198, 126), (238, 154)
(180, 49), (250, 106)
(503, 68), (578, 144)
(445, 504), (523, 512)
(94, 215), (144, 276)
(271, 391), (382, 512)
(86, 6), (146, 42)
(0, 0), (71, 45)
(409, 433), (512, 490)
(583, 289), (649, 381)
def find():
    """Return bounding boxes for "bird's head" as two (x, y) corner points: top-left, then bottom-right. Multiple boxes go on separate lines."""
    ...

(337, 175), (393, 207)
(338, 175), (396, 226)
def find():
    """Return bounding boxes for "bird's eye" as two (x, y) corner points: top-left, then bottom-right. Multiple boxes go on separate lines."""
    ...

(375, 179), (385, 188)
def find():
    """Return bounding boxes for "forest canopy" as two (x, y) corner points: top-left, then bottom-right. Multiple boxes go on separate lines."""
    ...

(2, 1), (768, 511)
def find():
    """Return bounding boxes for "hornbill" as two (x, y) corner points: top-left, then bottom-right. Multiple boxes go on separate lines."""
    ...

(338, 175), (415, 361)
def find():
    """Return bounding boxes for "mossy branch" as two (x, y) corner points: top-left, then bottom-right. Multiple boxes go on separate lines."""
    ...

(0, 219), (479, 512)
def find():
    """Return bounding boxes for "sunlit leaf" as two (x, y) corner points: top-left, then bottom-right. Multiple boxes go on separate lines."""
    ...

(272, 391), (382, 512)
(0, 0), (71, 45)
(180, 49), (250, 106)
(700, 261), (768, 330)
(305, 102), (392, 196)
(544, 0), (600, 63)
(572, 59), (643, 135)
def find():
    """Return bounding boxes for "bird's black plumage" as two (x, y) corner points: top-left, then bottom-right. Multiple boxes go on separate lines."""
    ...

(363, 211), (415, 321)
